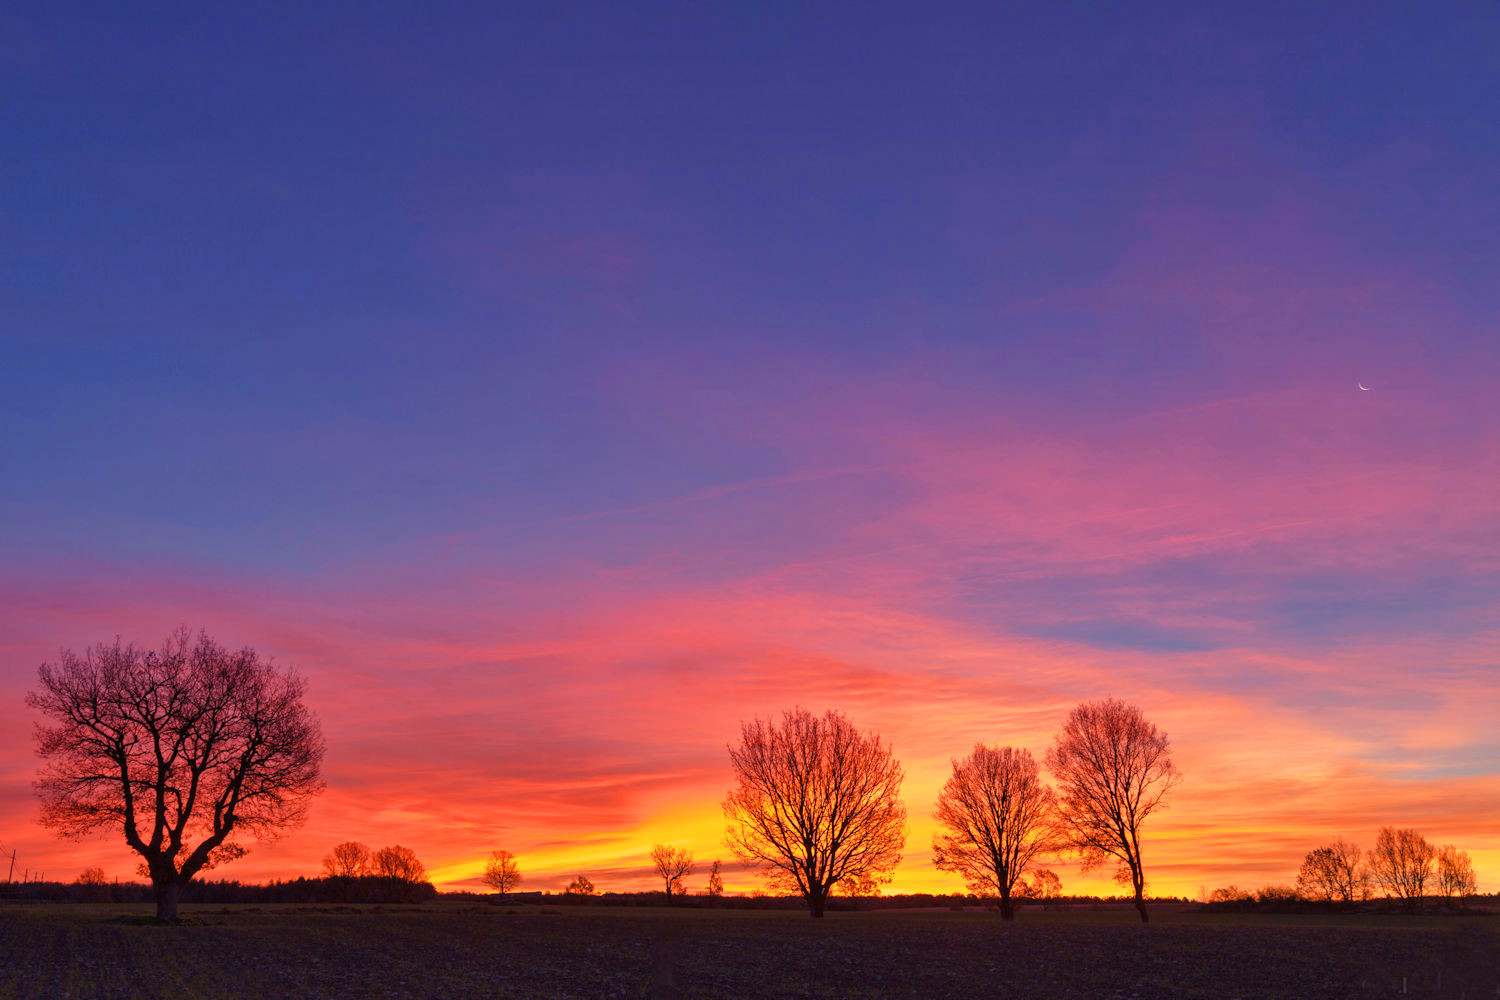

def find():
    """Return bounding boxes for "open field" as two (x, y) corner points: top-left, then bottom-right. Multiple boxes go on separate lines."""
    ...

(0, 901), (1496, 999)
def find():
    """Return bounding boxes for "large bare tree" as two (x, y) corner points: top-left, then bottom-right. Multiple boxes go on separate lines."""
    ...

(932, 744), (1058, 920)
(1367, 826), (1435, 908)
(1294, 837), (1364, 903)
(649, 844), (694, 903)
(723, 707), (906, 918)
(28, 629), (324, 920)
(1045, 698), (1180, 923)
(322, 840), (371, 879)
(482, 849), (522, 897)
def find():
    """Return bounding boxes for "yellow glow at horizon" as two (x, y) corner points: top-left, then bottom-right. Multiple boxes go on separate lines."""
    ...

(420, 788), (1339, 899)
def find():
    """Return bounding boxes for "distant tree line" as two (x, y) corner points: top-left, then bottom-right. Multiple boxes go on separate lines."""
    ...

(12, 875), (435, 905)
(1209, 827), (1480, 911)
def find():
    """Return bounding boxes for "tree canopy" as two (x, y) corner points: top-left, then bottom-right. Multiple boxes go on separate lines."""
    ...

(29, 628), (324, 920)
(1046, 698), (1179, 923)
(723, 707), (906, 918)
(932, 744), (1058, 920)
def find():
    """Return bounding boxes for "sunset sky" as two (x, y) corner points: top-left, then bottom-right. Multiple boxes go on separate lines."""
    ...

(2, 3), (1497, 898)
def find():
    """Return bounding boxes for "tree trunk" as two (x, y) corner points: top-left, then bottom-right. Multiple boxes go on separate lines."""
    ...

(1130, 862), (1150, 923)
(154, 878), (181, 921)
(999, 892), (1015, 921)
(809, 891), (826, 918)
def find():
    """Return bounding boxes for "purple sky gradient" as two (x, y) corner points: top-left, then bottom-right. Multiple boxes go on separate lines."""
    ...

(2, 2), (1496, 893)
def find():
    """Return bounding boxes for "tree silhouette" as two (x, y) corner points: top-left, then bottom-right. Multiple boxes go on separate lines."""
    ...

(723, 707), (906, 918)
(1434, 844), (1476, 901)
(1018, 868), (1063, 907)
(372, 845), (427, 884)
(932, 744), (1058, 920)
(1256, 884), (1299, 904)
(76, 865), (110, 902)
(650, 844), (694, 903)
(1209, 885), (1251, 903)
(1295, 838), (1364, 903)
(1046, 698), (1179, 923)
(482, 849), (522, 897)
(565, 874), (596, 897)
(1367, 826), (1435, 908)
(28, 628), (324, 920)
(706, 859), (724, 898)
(322, 841), (371, 879)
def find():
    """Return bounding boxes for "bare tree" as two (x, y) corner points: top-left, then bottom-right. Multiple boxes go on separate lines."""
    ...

(372, 845), (427, 884)
(28, 629), (325, 920)
(706, 859), (724, 898)
(1045, 698), (1180, 923)
(650, 844), (694, 903)
(931, 744), (1058, 920)
(1367, 826), (1435, 908)
(1435, 844), (1477, 901)
(322, 841), (371, 879)
(1294, 837), (1364, 903)
(1017, 868), (1063, 908)
(564, 874), (596, 896)
(76, 865), (110, 902)
(77, 866), (108, 885)
(723, 707), (906, 918)
(481, 849), (522, 897)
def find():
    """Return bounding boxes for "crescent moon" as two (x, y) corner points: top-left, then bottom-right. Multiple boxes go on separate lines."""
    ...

(1357, 382), (1370, 391)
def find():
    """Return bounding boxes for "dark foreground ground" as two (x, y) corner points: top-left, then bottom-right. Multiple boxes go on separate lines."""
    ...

(0, 902), (1495, 999)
